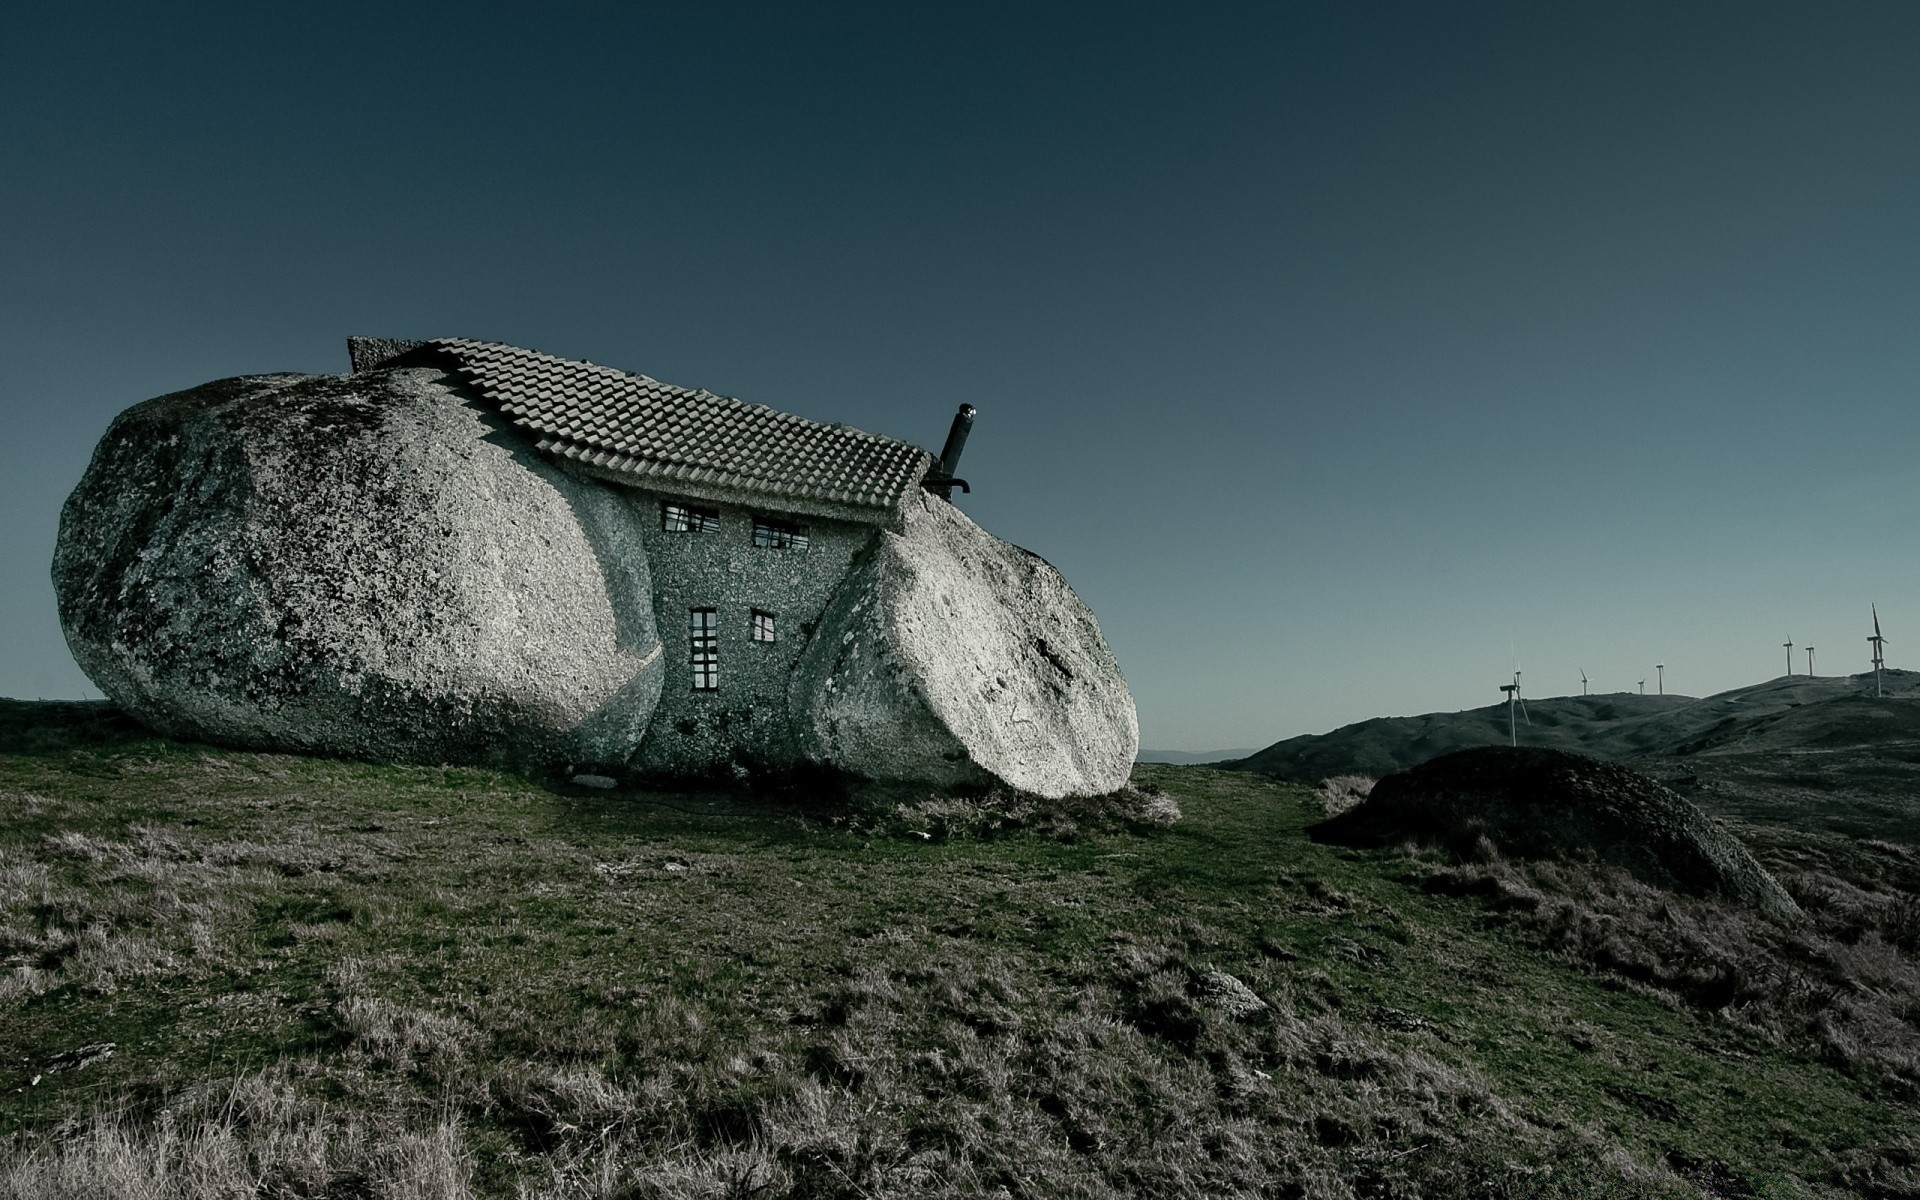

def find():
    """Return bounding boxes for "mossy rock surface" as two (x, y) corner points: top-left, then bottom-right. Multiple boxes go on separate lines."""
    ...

(52, 367), (664, 768)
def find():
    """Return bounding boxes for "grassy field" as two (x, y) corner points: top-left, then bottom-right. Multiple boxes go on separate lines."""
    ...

(0, 701), (1913, 1198)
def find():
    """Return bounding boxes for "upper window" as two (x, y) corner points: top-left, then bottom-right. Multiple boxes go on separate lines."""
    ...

(752, 517), (810, 552)
(751, 609), (777, 643)
(663, 502), (720, 533)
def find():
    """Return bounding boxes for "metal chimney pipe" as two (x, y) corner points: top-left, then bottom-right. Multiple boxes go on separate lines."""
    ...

(937, 404), (975, 480)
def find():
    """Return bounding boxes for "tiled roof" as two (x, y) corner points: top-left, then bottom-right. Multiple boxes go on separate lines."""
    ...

(421, 338), (935, 514)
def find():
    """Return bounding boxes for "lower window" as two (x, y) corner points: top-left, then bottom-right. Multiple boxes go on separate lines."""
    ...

(690, 608), (718, 690)
(751, 609), (777, 643)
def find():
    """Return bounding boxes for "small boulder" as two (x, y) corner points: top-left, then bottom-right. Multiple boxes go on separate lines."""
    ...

(53, 367), (664, 767)
(790, 492), (1138, 799)
(1311, 746), (1800, 920)
(1197, 970), (1267, 1019)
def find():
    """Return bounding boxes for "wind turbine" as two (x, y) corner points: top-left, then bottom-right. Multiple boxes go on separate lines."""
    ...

(1580, 669), (1588, 696)
(1656, 664), (1664, 695)
(1807, 645), (1815, 676)
(1783, 637), (1794, 677)
(1637, 678), (1646, 694)
(1499, 670), (1530, 747)
(1870, 606), (1888, 698)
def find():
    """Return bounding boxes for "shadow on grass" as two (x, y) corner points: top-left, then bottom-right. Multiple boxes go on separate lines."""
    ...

(0, 700), (160, 758)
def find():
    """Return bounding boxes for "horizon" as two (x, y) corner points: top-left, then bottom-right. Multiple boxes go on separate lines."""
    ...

(6, 2), (1918, 752)
(1142, 665), (1916, 757)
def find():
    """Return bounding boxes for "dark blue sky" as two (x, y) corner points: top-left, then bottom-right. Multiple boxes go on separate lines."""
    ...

(5, 2), (1917, 749)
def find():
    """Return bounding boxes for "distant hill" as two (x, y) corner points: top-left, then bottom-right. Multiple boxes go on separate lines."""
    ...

(1228, 671), (1920, 782)
(1136, 748), (1258, 764)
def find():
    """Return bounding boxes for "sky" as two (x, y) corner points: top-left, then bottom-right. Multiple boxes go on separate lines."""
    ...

(4, 2), (1918, 752)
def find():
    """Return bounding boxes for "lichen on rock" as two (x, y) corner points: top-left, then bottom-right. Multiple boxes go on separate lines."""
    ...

(53, 367), (663, 767)
(791, 492), (1138, 799)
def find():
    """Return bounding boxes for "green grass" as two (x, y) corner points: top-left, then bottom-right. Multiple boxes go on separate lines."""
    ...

(0, 701), (1912, 1197)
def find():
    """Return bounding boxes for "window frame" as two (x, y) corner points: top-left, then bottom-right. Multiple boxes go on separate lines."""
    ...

(662, 502), (721, 534)
(689, 607), (719, 690)
(750, 515), (810, 552)
(750, 609), (777, 644)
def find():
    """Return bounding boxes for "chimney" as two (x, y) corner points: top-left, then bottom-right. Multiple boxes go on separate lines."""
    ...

(926, 404), (975, 500)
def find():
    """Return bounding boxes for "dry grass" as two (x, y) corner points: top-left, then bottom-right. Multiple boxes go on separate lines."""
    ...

(458, 927), (1682, 1199)
(3, 942), (1685, 1199)
(1411, 848), (1920, 1080)
(0, 829), (270, 1002)
(0, 705), (1909, 1198)
(872, 783), (1182, 843)
(0, 815), (387, 1005)
(0, 1069), (470, 1200)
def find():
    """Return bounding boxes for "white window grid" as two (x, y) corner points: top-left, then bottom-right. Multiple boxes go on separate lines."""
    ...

(689, 608), (718, 690)
(751, 610), (777, 643)
(663, 502), (720, 533)
(751, 517), (809, 551)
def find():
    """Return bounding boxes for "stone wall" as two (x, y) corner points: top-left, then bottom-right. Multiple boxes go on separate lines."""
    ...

(622, 486), (877, 776)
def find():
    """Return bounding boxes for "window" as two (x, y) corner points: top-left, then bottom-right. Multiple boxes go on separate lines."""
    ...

(751, 516), (810, 551)
(751, 609), (777, 643)
(663, 502), (720, 533)
(689, 608), (718, 690)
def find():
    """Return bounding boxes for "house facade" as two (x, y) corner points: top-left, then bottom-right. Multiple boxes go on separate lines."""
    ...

(632, 497), (871, 772)
(352, 336), (940, 777)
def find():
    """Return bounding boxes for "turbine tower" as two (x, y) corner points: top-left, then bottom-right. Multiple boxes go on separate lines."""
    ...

(1638, 678), (1646, 694)
(1871, 606), (1888, 698)
(1783, 637), (1794, 677)
(1807, 645), (1815, 676)
(1498, 670), (1529, 747)
(1580, 669), (1588, 696)
(1656, 664), (1664, 695)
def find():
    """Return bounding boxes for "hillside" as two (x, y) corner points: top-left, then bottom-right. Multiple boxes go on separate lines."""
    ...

(1134, 748), (1258, 765)
(0, 699), (1914, 1198)
(1231, 670), (1920, 782)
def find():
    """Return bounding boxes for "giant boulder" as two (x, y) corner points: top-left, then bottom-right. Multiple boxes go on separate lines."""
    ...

(790, 492), (1138, 798)
(54, 367), (663, 766)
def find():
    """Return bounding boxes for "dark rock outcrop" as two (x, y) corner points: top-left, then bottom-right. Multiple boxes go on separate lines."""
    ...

(1311, 746), (1800, 920)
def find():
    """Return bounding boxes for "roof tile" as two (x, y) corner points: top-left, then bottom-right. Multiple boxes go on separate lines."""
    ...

(423, 338), (934, 513)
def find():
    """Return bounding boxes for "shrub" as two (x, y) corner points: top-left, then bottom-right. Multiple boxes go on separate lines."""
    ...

(1315, 776), (1375, 818)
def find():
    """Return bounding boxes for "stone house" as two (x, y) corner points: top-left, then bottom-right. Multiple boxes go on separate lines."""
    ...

(55, 336), (1138, 797)
(354, 336), (961, 776)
